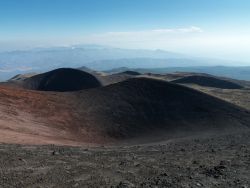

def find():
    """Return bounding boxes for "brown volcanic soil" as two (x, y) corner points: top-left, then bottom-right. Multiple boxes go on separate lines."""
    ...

(0, 131), (249, 187)
(0, 77), (249, 146)
(0, 74), (250, 188)
(0, 85), (84, 146)
(172, 75), (243, 89)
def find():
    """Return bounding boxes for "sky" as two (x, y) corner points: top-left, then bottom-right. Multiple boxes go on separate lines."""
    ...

(0, 0), (250, 62)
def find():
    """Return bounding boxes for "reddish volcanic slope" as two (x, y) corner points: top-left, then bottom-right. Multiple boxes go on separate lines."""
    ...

(0, 77), (249, 146)
(0, 86), (84, 146)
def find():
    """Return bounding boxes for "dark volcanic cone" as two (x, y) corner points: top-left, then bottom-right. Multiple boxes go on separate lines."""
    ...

(24, 68), (101, 92)
(0, 77), (249, 145)
(172, 75), (243, 89)
(74, 77), (250, 140)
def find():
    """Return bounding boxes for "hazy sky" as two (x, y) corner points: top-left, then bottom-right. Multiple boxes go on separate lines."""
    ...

(0, 0), (250, 62)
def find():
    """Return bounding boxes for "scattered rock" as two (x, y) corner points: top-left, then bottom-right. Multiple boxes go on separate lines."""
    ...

(196, 182), (203, 187)
(203, 165), (226, 178)
(51, 151), (59, 156)
(117, 180), (135, 188)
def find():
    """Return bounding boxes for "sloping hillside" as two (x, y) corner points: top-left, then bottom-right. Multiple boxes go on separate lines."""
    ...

(23, 68), (102, 92)
(0, 77), (249, 145)
(172, 75), (243, 89)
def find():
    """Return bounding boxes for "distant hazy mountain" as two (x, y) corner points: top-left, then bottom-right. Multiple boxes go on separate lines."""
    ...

(84, 58), (227, 71)
(0, 45), (186, 71)
(0, 44), (248, 80)
(0, 45), (187, 80)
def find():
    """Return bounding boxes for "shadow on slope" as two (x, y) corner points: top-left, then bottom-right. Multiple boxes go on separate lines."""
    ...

(119, 71), (141, 76)
(0, 77), (249, 145)
(172, 75), (243, 89)
(23, 68), (102, 92)
(75, 78), (250, 141)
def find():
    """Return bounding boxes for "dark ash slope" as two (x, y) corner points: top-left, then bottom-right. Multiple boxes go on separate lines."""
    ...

(23, 68), (101, 92)
(0, 76), (249, 145)
(172, 75), (243, 89)
(74, 78), (250, 140)
(119, 71), (141, 76)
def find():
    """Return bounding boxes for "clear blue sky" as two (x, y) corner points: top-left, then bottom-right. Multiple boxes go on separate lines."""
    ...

(0, 0), (250, 61)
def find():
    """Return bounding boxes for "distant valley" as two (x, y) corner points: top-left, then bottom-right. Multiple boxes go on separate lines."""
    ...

(1, 45), (249, 81)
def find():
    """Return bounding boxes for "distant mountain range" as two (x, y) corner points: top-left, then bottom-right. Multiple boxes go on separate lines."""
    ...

(0, 45), (249, 80)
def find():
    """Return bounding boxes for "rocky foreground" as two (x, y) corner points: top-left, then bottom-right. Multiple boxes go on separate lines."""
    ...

(0, 131), (249, 188)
